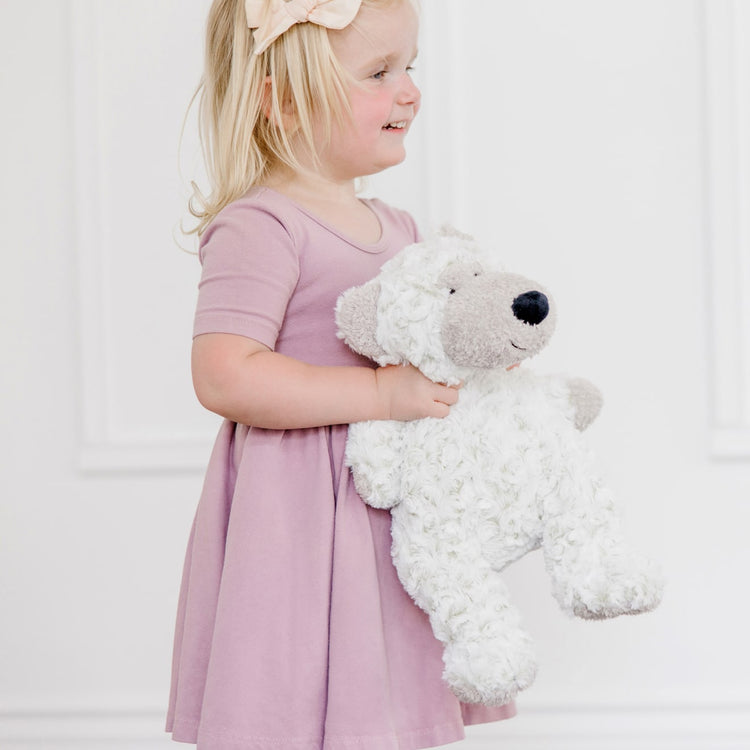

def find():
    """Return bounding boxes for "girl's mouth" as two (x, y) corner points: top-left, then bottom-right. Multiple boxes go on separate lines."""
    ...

(383, 120), (407, 131)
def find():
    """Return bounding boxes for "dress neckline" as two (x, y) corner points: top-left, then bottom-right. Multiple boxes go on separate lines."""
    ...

(253, 186), (388, 255)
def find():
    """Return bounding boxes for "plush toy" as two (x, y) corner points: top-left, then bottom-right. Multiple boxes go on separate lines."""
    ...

(335, 229), (663, 707)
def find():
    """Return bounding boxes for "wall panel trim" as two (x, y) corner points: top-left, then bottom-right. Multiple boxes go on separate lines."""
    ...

(71, 2), (213, 473)
(704, 0), (750, 458)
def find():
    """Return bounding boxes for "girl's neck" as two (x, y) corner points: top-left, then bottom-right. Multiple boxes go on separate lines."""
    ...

(262, 167), (382, 245)
(263, 164), (356, 204)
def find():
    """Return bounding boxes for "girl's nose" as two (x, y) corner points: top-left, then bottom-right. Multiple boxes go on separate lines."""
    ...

(397, 72), (421, 106)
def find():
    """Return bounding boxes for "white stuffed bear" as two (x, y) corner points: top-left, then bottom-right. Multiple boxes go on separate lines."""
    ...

(335, 229), (663, 707)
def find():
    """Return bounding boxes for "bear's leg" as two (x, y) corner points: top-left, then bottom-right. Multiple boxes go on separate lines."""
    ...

(390, 514), (537, 706)
(541, 480), (663, 619)
(345, 420), (406, 509)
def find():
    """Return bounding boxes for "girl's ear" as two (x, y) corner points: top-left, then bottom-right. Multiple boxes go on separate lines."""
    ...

(261, 76), (298, 130)
(335, 280), (387, 361)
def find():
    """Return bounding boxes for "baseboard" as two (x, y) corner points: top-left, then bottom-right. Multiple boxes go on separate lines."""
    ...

(0, 707), (171, 750)
(468, 700), (750, 750)
(1, 701), (749, 750)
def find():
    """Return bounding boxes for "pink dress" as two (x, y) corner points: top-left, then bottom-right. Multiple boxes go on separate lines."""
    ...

(166, 188), (516, 750)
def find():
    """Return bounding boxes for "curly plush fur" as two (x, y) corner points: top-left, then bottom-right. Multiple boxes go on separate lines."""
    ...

(335, 230), (663, 706)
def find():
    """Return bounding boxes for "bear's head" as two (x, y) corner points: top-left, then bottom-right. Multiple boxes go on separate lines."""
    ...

(335, 229), (557, 385)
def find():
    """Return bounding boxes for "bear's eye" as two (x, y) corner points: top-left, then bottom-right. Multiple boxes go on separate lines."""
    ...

(448, 288), (456, 295)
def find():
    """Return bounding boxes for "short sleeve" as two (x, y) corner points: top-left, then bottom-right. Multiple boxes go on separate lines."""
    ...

(193, 201), (300, 350)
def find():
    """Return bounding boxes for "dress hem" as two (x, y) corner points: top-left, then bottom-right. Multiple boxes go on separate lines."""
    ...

(166, 710), (514, 750)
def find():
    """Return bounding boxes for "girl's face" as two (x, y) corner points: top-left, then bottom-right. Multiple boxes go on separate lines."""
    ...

(320, 0), (421, 181)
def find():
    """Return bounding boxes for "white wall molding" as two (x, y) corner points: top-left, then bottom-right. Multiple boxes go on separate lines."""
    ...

(71, 1), (215, 473)
(2, 701), (748, 750)
(78, 435), (215, 474)
(704, 0), (750, 458)
(419, 0), (469, 231)
(0, 708), (166, 748)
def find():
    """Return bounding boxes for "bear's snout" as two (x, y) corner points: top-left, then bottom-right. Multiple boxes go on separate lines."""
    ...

(512, 291), (549, 326)
(439, 268), (556, 371)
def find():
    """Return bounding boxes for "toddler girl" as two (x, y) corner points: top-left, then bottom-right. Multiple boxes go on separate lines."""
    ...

(167, 1), (516, 747)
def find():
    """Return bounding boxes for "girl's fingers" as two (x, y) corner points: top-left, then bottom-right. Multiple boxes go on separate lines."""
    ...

(430, 401), (451, 419)
(434, 383), (460, 406)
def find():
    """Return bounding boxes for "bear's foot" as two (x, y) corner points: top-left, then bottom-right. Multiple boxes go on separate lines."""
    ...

(442, 630), (537, 706)
(557, 554), (664, 620)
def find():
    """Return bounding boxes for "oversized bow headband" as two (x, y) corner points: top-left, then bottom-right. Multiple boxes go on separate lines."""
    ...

(245, 0), (362, 55)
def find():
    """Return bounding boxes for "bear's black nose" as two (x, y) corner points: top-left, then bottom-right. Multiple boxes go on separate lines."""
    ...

(512, 291), (549, 325)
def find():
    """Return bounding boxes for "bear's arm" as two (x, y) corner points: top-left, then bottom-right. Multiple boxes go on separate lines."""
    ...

(345, 419), (407, 509)
(565, 377), (604, 431)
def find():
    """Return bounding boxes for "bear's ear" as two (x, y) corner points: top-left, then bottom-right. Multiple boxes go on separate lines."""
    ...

(437, 224), (475, 243)
(335, 280), (387, 361)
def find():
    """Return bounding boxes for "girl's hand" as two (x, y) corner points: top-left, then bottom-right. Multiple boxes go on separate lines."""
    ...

(374, 364), (460, 421)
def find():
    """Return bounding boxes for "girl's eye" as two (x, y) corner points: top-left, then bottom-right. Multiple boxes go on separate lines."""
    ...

(372, 70), (387, 80)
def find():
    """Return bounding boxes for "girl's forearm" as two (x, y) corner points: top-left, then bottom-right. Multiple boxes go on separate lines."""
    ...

(196, 349), (386, 429)
(191, 334), (458, 429)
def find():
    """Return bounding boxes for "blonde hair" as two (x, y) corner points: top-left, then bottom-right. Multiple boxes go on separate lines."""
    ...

(188, 0), (404, 236)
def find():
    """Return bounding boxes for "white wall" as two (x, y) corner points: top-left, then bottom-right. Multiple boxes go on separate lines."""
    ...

(1, 1), (748, 748)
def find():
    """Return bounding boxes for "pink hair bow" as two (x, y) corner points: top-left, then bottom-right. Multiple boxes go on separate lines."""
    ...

(245, 0), (362, 55)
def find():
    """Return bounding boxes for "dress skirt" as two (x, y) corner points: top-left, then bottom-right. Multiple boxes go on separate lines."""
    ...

(166, 420), (515, 750)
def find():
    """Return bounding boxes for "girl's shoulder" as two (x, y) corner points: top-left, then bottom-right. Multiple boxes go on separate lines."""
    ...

(198, 187), (304, 262)
(202, 187), (298, 237)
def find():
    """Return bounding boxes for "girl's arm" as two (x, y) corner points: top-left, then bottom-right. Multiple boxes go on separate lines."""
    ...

(192, 332), (459, 429)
